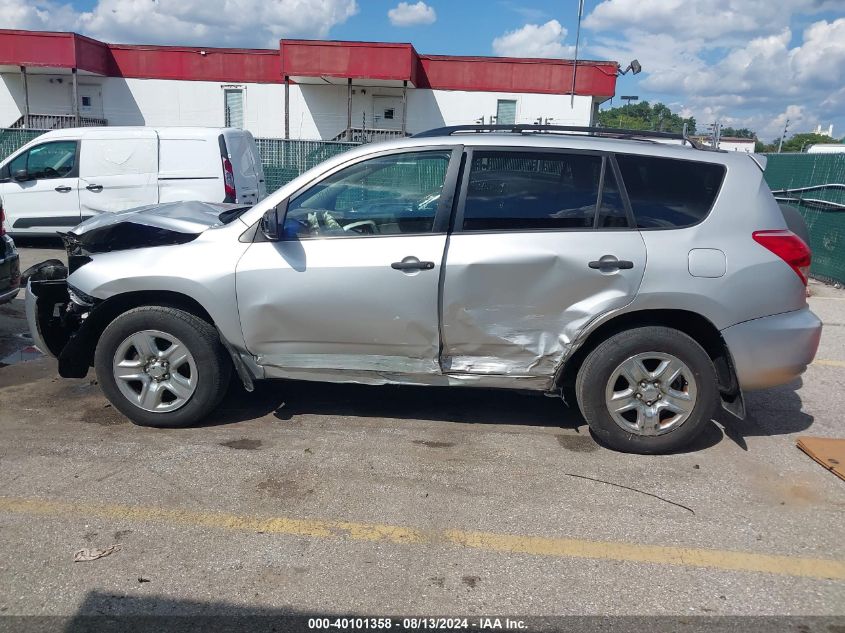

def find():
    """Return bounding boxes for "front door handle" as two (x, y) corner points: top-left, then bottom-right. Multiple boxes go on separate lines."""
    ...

(391, 260), (435, 271)
(86, 184), (103, 192)
(589, 257), (634, 270)
(54, 186), (72, 193)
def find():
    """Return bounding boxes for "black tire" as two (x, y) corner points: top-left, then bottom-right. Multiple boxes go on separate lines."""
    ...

(94, 306), (231, 428)
(575, 326), (718, 454)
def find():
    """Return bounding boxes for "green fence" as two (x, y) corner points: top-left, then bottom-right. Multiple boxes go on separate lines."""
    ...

(763, 153), (845, 285)
(0, 128), (45, 163)
(254, 138), (358, 193)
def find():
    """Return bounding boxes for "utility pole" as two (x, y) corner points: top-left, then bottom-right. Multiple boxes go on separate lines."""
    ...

(569, 0), (585, 108)
(777, 118), (790, 153)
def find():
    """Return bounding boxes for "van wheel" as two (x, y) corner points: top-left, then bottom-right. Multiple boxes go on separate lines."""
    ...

(575, 326), (718, 454)
(94, 306), (231, 428)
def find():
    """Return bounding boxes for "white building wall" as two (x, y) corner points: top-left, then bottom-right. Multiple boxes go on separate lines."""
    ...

(719, 139), (755, 153)
(406, 90), (595, 134)
(1, 73), (597, 140)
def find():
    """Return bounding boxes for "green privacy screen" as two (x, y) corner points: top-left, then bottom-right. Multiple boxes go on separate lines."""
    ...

(764, 152), (845, 285)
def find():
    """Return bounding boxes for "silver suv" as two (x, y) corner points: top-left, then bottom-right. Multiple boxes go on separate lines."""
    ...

(26, 126), (822, 453)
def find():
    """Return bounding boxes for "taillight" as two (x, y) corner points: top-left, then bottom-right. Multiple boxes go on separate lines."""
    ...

(222, 157), (236, 203)
(753, 229), (811, 286)
(0, 200), (5, 236)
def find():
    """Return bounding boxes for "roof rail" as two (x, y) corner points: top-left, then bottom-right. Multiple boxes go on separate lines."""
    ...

(413, 124), (706, 148)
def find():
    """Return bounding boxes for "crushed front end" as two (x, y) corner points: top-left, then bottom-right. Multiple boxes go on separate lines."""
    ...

(25, 237), (102, 377)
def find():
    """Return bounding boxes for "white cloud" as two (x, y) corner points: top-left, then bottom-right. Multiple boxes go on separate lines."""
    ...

(492, 19), (575, 58)
(0, 0), (79, 30)
(0, 0), (359, 48)
(387, 1), (436, 27)
(585, 0), (845, 137)
(585, 0), (832, 45)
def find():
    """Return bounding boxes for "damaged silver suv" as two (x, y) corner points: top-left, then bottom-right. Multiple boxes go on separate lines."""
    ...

(26, 125), (821, 454)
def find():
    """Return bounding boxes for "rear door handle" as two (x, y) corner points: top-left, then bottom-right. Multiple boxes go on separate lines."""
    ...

(391, 260), (435, 271)
(54, 186), (71, 193)
(86, 184), (103, 192)
(589, 257), (634, 270)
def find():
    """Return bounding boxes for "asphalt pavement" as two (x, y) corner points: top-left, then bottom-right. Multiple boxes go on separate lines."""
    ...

(0, 243), (843, 623)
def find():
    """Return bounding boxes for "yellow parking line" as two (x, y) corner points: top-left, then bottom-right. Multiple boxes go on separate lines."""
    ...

(1, 495), (843, 580)
(813, 359), (845, 368)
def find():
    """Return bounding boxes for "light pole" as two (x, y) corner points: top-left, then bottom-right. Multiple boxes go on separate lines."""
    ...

(777, 118), (790, 153)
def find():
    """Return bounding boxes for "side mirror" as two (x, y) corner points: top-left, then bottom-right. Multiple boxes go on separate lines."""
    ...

(260, 203), (284, 241)
(13, 168), (29, 182)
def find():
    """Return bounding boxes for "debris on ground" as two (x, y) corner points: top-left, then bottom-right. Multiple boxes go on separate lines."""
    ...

(73, 544), (121, 562)
(797, 437), (845, 481)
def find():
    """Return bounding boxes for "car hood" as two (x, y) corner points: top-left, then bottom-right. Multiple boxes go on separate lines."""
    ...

(63, 201), (250, 259)
(72, 200), (249, 237)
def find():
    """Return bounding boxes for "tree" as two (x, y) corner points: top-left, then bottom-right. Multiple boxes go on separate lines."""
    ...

(720, 127), (755, 139)
(780, 132), (841, 153)
(597, 101), (696, 134)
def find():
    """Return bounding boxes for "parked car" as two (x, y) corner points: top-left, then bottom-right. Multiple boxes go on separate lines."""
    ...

(0, 199), (20, 305)
(0, 127), (266, 237)
(25, 126), (821, 454)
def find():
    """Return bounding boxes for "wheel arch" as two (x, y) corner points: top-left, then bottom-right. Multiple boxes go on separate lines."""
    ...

(557, 309), (741, 413)
(58, 290), (217, 378)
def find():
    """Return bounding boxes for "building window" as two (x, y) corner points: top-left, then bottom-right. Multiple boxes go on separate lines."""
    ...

(81, 96), (92, 107)
(496, 99), (517, 125)
(384, 108), (395, 120)
(224, 88), (244, 129)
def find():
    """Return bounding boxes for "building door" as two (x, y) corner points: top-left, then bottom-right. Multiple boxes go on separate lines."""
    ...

(373, 96), (404, 130)
(78, 85), (104, 120)
(496, 99), (517, 125)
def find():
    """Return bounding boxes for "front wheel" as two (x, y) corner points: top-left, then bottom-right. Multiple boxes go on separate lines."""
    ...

(94, 306), (231, 427)
(575, 326), (719, 454)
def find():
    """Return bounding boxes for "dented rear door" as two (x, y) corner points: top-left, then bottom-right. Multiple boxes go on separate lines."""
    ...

(440, 149), (646, 381)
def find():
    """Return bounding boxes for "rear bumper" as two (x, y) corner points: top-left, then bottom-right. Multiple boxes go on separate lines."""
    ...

(722, 307), (822, 390)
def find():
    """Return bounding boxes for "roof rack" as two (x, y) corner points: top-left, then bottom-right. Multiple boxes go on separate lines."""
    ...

(412, 124), (707, 148)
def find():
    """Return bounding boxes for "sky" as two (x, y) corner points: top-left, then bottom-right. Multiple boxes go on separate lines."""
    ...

(3, 0), (844, 141)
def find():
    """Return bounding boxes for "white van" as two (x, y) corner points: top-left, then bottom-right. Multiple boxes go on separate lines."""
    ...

(0, 127), (266, 236)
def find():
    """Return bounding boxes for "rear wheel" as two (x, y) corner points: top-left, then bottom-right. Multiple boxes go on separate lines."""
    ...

(575, 326), (718, 454)
(94, 306), (230, 427)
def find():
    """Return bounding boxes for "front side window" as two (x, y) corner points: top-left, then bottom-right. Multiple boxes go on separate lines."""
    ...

(283, 150), (451, 238)
(10, 141), (77, 180)
(615, 154), (726, 229)
(462, 151), (602, 231)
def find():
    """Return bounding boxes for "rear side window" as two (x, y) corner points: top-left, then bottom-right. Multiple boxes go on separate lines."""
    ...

(615, 155), (725, 229)
(462, 151), (602, 231)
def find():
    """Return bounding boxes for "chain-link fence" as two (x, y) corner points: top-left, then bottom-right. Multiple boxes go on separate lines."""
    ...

(763, 152), (845, 285)
(255, 138), (359, 193)
(0, 128), (46, 163)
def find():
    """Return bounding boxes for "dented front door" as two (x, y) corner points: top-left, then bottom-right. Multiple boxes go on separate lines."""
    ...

(439, 149), (647, 380)
(236, 147), (460, 377)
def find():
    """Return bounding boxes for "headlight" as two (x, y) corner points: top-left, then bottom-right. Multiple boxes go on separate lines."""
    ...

(67, 284), (97, 308)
